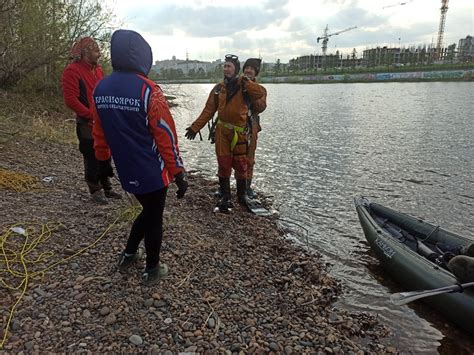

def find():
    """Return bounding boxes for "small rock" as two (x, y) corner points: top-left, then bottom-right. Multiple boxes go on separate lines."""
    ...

(154, 300), (167, 308)
(129, 334), (143, 345)
(185, 346), (198, 352)
(207, 318), (215, 329)
(144, 298), (154, 308)
(83, 309), (91, 318)
(269, 342), (279, 352)
(10, 320), (21, 331)
(104, 314), (116, 325)
(164, 318), (172, 325)
(231, 343), (241, 352)
(24, 341), (34, 351)
(70, 263), (80, 270)
(100, 307), (110, 316)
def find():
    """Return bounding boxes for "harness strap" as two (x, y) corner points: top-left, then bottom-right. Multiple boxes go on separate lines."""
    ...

(217, 119), (246, 151)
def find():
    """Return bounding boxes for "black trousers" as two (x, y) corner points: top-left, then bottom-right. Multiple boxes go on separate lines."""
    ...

(125, 187), (168, 269)
(76, 121), (111, 193)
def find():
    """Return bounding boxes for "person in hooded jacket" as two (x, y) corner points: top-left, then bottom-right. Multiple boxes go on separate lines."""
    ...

(185, 54), (266, 212)
(61, 37), (122, 204)
(241, 58), (266, 198)
(91, 29), (188, 285)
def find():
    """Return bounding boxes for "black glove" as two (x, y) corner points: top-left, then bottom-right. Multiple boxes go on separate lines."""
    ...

(174, 172), (188, 199)
(185, 127), (197, 140)
(97, 159), (114, 179)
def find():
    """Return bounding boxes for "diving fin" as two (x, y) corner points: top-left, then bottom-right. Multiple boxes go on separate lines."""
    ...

(245, 198), (272, 217)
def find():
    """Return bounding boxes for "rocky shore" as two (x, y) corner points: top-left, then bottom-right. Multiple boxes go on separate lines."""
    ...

(0, 97), (396, 353)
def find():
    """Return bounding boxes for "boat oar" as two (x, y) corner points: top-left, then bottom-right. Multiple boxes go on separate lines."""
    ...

(390, 282), (474, 305)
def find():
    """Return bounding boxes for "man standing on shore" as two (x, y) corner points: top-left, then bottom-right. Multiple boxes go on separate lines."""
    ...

(61, 37), (121, 204)
(185, 54), (267, 212)
(241, 58), (266, 198)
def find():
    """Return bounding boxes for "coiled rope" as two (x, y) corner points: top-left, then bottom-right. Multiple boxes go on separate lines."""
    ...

(0, 169), (38, 192)
(0, 204), (139, 349)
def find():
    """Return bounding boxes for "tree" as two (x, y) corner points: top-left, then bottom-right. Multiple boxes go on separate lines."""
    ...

(0, 0), (115, 89)
(275, 59), (281, 74)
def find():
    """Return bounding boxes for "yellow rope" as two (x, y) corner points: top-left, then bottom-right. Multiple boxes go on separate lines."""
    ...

(0, 205), (138, 349)
(0, 169), (38, 192)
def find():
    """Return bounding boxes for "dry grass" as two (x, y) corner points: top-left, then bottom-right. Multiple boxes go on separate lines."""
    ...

(0, 90), (76, 145)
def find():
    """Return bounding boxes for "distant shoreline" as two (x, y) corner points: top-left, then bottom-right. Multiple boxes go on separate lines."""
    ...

(159, 69), (473, 84)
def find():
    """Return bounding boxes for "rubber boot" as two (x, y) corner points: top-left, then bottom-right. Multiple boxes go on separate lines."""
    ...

(217, 177), (232, 212)
(237, 179), (249, 205)
(246, 178), (256, 199)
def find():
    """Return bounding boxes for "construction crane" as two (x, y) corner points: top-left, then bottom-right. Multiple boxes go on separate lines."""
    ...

(382, 1), (413, 9)
(436, 0), (449, 60)
(317, 25), (357, 56)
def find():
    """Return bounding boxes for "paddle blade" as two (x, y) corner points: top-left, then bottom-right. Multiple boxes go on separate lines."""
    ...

(390, 288), (452, 305)
(390, 282), (474, 306)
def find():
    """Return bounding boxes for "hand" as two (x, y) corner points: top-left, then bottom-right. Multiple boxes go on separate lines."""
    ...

(185, 127), (197, 140)
(98, 159), (114, 178)
(174, 172), (188, 199)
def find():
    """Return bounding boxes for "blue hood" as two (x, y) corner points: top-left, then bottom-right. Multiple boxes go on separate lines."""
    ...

(111, 29), (152, 76)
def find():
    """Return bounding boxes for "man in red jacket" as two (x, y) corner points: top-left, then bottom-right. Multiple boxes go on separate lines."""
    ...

(61, 37), (121, 204)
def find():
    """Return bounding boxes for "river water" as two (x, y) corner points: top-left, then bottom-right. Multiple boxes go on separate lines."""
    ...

(169, 82), (474, 353)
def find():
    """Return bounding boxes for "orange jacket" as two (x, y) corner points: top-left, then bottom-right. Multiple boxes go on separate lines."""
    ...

(190, 77), (267, 132)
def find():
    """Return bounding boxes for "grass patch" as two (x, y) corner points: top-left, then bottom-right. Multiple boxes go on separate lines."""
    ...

(0, 90), (76, 145)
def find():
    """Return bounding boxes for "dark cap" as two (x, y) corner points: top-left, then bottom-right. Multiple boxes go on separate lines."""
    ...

(243, 58), (262, 76)
(224, 54), (240, 75)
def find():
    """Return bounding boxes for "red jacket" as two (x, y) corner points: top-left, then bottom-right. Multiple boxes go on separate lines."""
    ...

(61, 60), (104, 125)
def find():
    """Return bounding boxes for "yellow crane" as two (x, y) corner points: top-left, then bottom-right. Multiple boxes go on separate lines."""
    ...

(317, 25), (357, 56)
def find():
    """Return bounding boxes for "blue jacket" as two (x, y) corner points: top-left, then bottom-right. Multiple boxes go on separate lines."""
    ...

(92, 29), (184, 194)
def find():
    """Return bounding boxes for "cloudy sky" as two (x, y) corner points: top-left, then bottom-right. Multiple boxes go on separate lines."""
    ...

(108, 0), (473, 63)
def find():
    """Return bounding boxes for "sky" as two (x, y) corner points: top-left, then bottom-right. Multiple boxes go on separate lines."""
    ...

(107, 0), (474, 63)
